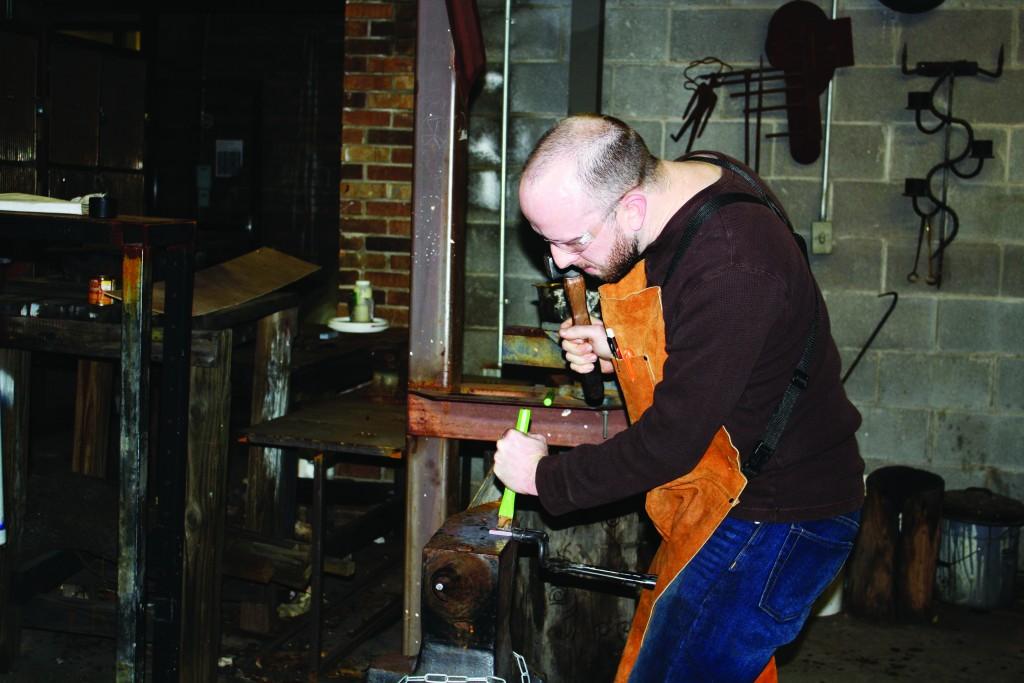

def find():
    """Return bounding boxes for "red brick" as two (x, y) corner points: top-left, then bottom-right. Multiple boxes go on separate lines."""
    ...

(392, 112), (414, 129)
(367, 128), (412, 145)
(388, 219), (411, 236)
(367, 165), (412, 182)
(366, 56), (414, 73)
(391, 148), (413, 164)
(345, 74), (394, 91)
(375, 306), (409, 327)
(339, 269), (360, 286)
(341, 200), (363, 216)
(365, 270), (410, 289)
(345, 3), (393, 20)
(341, 164), (363, 180)
(388, 184), (412, 201)
(344, 145), (389, 162)
(342, 128), (365, 144)
(331, 462), (386, 480)
(390, 254), (411, 271)
(344, 110), (390, 127)
(344, 91), (366, 108)
(365, 201), (411, 217)
(342, 217), (389, 234)
(345, 38), (394, 56)
(392, 74), (414, 91)
(345, 56), (367, 72)
(386, 289), (410, 306)
(341, 236), (365, 251)
(341, 181), (388, 199)
(367, 92), (413, 110)
(369, 21), (396, 38)
(346, 20), (368, 37)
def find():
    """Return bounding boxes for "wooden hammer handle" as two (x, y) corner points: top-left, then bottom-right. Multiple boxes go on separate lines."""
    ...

(563, 274), (604, 407)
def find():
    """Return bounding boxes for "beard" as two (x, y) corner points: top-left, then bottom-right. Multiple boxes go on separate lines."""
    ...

(595, 228), (641, 283)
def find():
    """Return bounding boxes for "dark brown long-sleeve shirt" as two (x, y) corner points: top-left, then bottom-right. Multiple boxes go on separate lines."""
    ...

(535, 160), (865, 522)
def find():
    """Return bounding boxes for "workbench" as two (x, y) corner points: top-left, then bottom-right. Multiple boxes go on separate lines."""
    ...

(0, 210), (194, 682)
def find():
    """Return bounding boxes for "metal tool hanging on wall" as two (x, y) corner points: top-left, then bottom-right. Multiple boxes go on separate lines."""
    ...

(900, 44), (1003, 288)
(670, 0), (853, 172)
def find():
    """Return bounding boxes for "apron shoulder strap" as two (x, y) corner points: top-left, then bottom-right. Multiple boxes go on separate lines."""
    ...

(662, 191), (766, 286)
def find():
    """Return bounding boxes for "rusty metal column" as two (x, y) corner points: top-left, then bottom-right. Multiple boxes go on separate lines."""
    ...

(117, 243), (152, 683)
(405, 0), (468, 656)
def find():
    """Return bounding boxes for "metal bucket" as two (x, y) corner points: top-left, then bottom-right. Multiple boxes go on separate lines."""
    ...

(935, 488), (1024, 610)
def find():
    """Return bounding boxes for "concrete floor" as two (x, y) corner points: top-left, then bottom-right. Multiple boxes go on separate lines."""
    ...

(3, 575), (1022, 682)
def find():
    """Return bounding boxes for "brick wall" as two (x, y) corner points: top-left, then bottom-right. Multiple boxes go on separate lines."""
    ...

(341, 0), (415, 325)
(465, 0), (1024, 503)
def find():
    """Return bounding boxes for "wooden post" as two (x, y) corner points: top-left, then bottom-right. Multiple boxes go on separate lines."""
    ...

(117, 243), (152, 683)
(0, 350), (31, 671)
(846, 466), (944, 620)
(179, 330), (232, 683)
(72, 359), (113, 477)
(245, 308), (297, 537)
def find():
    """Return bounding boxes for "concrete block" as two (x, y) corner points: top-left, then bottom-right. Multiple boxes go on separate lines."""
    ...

(932, 411), (1024, 470)
(837, 346), (878, 405)
(832, 67), (914, 124)
(945, 183), (1024, 242)
(608, 64), (690, 118)
(995, 357), (1024, 413)
(468, 115), (502, 169)
(1002, 245), (1024, 298)
(826, 290), (936, 351)
(467, 169), (502, 223)
(886, 239), (1000, 296)
(809, 237), (883, 292)
(605, 7), (669, 62)
(772, 124), (885, 181)
(669, 9), (774, 65)
(855, 406), (930, 464)
(665, 120), (747, 165)
(957, 70), (1024, 126)
(510, 62), (569, 116)
(466, 221), (500, 275)
(845, 9), (901, 67)
(505, 225), (549, 282)
(878, 352), (992, 411)
(463, 327), (499, 376)
(465, 273), (500, 328)
(831, 179), (915, 239)
(619, 118), (665, 160)
(505, 274), (547, 327)
(764, 178), (821, 241)
(469, 67), (504, 117)
(938, 298), (1024, 354)
(480, 5), (566, 61)
(1011, 128), (1024, 184)
(509, 116), (561, 167)
(889, 124), (1006, 188)
(899, 11), (1009, 68)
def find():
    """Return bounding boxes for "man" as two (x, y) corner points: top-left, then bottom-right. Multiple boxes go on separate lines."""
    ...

(493, 115), (864, 682)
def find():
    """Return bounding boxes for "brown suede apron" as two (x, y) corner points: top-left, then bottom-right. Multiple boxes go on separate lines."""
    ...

(601, 260), (778, 683)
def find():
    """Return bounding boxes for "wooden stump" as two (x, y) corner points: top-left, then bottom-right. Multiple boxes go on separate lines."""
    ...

(510, 501), (650, 682)
(846, 466), (944, 620)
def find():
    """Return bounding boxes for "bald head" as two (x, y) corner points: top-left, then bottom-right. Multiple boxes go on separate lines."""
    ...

(521, 115), (659, 215)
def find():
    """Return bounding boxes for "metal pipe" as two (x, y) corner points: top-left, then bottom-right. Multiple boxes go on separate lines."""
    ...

(819, 0), (838, 221)
(496, 0), (513, 370)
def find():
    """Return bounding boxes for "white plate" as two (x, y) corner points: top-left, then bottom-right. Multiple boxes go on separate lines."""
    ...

(327, 316), (389, 333)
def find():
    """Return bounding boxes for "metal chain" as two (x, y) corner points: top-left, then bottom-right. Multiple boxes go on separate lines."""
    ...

(397, 650), (532, 683)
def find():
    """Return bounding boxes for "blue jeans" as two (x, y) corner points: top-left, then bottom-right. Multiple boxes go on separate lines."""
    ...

(629, 510), (861, 683)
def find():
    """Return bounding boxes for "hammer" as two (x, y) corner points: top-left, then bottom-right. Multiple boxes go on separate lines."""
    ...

(545, 256), (605, 408)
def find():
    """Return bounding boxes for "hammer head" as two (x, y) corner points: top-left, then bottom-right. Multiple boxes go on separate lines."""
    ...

(545, 255), (581, 282)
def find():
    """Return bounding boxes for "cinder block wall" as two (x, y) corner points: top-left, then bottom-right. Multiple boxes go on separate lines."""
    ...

(340, 0), (415, 326)
(465, 0), (1024, 500)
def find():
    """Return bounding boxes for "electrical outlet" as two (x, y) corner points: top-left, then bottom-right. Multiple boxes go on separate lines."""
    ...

(811, 221), (833, 254)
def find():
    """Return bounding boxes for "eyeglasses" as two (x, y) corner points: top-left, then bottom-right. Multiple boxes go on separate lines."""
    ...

(544, 198), (623, 254)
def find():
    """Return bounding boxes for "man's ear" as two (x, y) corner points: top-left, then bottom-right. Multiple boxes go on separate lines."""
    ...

(620, 192), (647, 233)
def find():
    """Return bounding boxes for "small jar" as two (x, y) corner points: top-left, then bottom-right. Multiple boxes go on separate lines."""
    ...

(351, 279), (374, 323)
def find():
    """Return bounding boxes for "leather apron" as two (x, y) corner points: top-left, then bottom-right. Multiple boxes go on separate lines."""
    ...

(601, 261), (778, 683)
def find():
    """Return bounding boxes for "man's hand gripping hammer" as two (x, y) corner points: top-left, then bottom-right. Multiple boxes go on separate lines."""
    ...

(546, 256), (605, 407)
